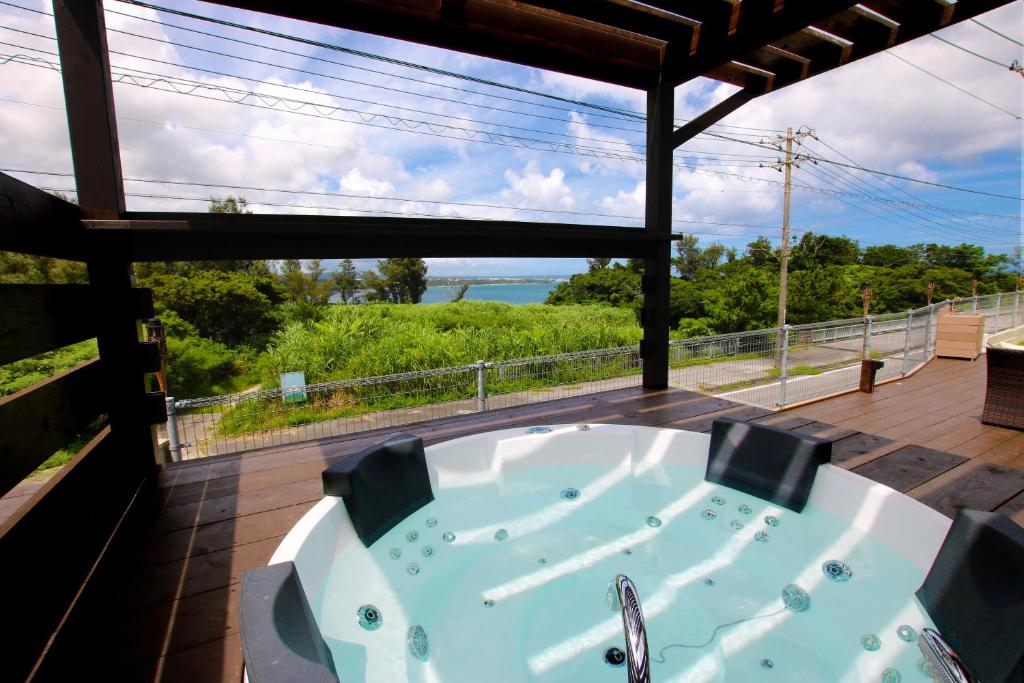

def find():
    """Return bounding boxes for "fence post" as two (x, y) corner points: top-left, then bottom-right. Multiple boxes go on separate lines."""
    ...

(862, 315), (873, 360)
(778, 325), (790, 408)
(165, 396), (181, 462)
(972, 296), (978, 312)
(925, 306), (934, 359)
(476, 360), (487, 412)
(1015, 290), (1021, 329)
(994, 293), (1002, 333)
(901, 311), (912, 374)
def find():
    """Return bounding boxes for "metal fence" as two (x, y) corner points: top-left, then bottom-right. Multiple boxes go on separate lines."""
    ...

(165, 291), (1023, 460)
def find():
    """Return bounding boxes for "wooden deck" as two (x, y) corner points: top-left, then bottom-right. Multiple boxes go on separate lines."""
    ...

(35, 356), (1023, 681)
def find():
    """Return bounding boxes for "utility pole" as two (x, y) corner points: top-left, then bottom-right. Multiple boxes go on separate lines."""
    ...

(761, 126), (814, 364)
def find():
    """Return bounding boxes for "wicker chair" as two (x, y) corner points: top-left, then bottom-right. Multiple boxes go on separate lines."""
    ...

(981, 347), (1024, 430)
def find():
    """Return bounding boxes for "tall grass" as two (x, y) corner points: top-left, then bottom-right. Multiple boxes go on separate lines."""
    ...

(259, 302), (642, 385)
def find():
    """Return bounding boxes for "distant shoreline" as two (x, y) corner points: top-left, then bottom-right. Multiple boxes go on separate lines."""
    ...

(425, 276), (566, 286)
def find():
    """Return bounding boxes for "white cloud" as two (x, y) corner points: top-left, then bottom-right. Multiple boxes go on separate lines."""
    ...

(501, 162), (577, 210)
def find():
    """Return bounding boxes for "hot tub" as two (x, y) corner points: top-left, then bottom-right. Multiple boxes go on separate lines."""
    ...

(249, 423), (963, 682)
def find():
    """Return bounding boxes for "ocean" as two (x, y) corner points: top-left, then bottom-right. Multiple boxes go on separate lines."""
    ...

(420, 281), (558, 305)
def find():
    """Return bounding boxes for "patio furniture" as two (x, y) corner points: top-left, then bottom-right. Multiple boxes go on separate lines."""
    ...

(981, 347), (1024, 430)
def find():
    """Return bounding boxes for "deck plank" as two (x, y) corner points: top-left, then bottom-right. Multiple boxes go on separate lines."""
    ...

(43, 358), (1024, 682)
(851, 445), (968, 492)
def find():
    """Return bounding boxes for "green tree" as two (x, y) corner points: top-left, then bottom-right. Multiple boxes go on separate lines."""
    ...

(362, 258), (428, 303)
(700, 264), (778, 332)
(862, 244), (917, 268)
(332, 258), (360, 303)
(145, 270), (282, 347)
(674, 234), (725, 280)
(586, 258), (612, 272)
(789, 232), (860, 270)
(546, 267), (641, 310)
(746, 236), (776, 267)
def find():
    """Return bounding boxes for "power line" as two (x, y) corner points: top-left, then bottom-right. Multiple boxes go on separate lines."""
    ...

(970, 18), (1024, 47)
(886, 51), (1022, 121)
(929, 33), (1016, 69)
(708, 128), (1023, 201)
(114, 0), (644, 120)
(2, 168), (805, 233)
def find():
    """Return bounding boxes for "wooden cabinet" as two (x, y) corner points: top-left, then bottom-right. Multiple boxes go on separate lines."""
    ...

(935, 312), (985, 360)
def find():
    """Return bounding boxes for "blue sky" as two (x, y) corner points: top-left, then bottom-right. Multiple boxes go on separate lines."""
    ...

(0, 0), (1020, 276)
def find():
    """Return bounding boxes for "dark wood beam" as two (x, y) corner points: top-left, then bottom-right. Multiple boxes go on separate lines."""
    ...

(522, 0), (696, 46)
(206, 0), (663, 89)
(0, 358), (105, 497)
(84, 214), (676, 260)
(642, 79), (674, 389)
(0, 172), (87, 260)
(0, 285), (98, 365)
(666, 0), (859, 86)
(0, 429), (146, 682)
(671, 86), (761, 149)
(767, 0), (1012, 90)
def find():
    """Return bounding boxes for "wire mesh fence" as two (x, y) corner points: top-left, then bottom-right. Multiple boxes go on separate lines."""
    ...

(165, 292), (1023, 460)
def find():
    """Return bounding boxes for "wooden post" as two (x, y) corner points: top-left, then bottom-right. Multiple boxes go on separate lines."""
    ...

(641, 78), (673, 389)
(53, 0), (159, 468)
(926, 281), (935, 305)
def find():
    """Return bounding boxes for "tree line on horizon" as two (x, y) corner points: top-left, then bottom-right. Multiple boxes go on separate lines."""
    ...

(548, 232), (1020, 337)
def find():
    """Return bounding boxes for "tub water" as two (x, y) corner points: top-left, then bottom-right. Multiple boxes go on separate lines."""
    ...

(270, 425), (952, 682)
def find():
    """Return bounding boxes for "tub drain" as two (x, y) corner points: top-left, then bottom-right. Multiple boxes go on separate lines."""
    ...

(603, 647), (626, 668)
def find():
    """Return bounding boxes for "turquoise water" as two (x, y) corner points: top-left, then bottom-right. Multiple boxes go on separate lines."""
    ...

(316, 464), (933, 682)
(421, 282), (558, 305)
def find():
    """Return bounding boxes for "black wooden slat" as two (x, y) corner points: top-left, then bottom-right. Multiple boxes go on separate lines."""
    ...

(87, 214), (676, 260)
(0, 172), (86, 259)
(671, 404), (776, 433)
(830, 431), (894, 464)
(0, 428), (148, 682)
(852, 444), (967, 492)
(918, 464), (1024, 519)
(0, 284), (98, 365)
(0, 358), (106, 496)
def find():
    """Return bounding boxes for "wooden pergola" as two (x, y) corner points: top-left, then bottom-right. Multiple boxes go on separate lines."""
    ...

(0, 0), (1011, 679)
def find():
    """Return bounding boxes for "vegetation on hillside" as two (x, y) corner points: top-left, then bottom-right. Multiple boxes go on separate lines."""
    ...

(547, 233), (1018, 335)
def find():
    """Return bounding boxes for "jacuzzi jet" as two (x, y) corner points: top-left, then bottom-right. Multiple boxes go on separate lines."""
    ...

(711, 495), (727, 506)
(526, 426), (551, 434)
(730, 519), (744, 530)
(760, 658), (774, 670)
(389, 548), (402, 560)
(754, 530), (770, 543)
(406, 531), (419, 543)
(425, 517), (438, 528)
(822, 559), (853, 582)
(421, 545), (435, 558)
(704, 578), (715, 586)
(407, 625), (429, 661)
(494, 528), (509, 541)
(577, 424), (590, 431)
(357, 604), (383, 631)
(861, 633), (881, 651)
(622, 548), (633, 556)
(897, 625), (917, 643)
(645, 516), (662, 528)
(738, 504), (753, 515)
(560, 487), (580, 501)
(881, 667), (901, 682)
(537, 557), (547, 564)
(781, 584), (810, 612)
(603, 647), (626, 668)
(483, 599), (495, 608)
(701, 509), (717, 521)
(406, 563), (421, 576)
(764, 515), (780, 527)
(442, 531), (456, 543)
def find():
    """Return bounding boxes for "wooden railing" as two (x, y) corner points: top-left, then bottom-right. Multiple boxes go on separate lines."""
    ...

(0, 174), (166, 681)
